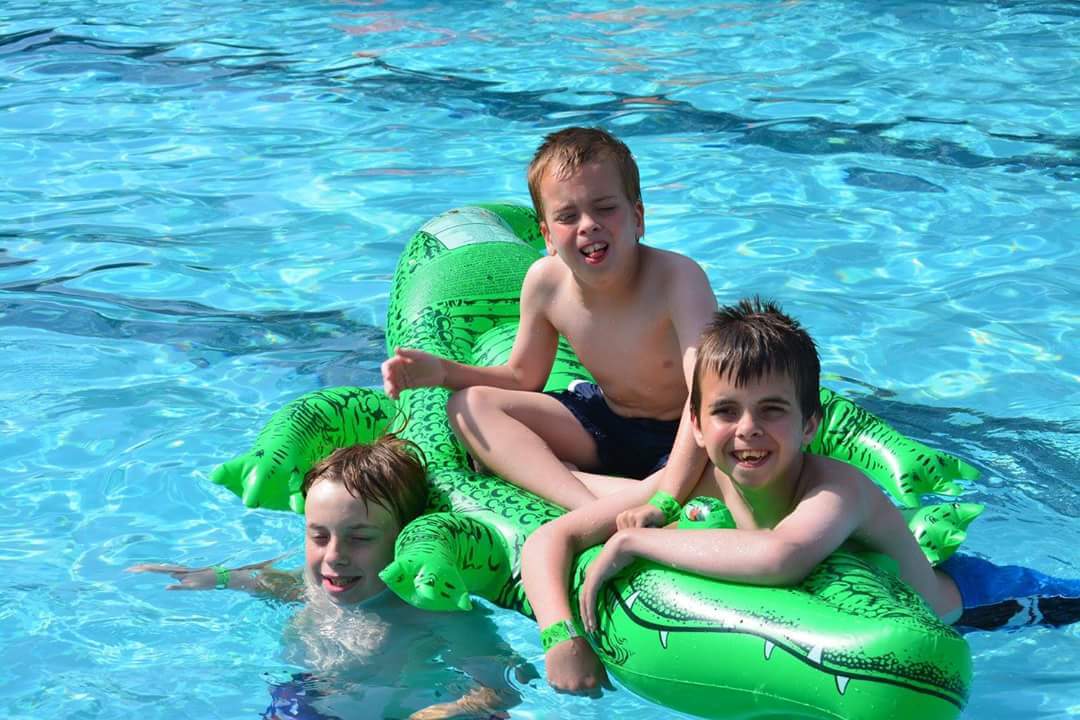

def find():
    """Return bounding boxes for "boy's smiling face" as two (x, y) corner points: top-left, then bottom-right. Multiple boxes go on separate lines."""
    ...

(304, 479), (400, 605)
(538, 154), (644, 280)
(691, 369), (819, 491)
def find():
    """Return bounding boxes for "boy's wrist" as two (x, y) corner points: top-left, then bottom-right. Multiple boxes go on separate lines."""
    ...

(647, 490), (683, 525)
(438, 356), (460, 389)
(212, 565), (230, 590)
(540, 618), (582, 652)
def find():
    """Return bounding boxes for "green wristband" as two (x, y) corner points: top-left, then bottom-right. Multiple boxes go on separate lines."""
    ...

(647, 490), (682, 525)
(213, 566), (230, 590)
(540, 619), (580, 652)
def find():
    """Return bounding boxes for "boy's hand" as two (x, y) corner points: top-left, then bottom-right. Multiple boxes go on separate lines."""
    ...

(616, 503), (665, 529)
(382, 347), (447, 399)
(408, 686), (508, 719)
(126, 563), (216, 590)
(579, 531), (636, 634)
(545, 637), (611, 696)
(127, 556), (286, 593)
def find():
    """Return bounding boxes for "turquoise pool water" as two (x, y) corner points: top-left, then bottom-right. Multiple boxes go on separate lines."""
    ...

(2, 1), (1077, 717)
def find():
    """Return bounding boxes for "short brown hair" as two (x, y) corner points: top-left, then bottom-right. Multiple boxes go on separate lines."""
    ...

(527, 127), (641, 219)
(691, 297), (822, 421)
(301, 433), (427, 528)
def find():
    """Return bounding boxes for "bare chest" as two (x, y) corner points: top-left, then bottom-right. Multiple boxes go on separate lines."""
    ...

(549, 295), (685, 417)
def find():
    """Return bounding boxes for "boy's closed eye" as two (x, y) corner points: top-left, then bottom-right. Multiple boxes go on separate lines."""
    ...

(709, 401), (789, 419)
(761, 404), (788, 418)
(710, 402), (739, 418)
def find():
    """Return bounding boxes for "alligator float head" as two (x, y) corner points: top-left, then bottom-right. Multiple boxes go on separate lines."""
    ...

(584, 551), (970, 720)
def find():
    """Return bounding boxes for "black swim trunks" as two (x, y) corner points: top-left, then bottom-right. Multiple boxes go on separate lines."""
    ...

(549, 381), (679, 480)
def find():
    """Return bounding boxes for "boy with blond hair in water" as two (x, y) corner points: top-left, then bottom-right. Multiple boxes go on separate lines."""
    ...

(130, 436), (525, 720)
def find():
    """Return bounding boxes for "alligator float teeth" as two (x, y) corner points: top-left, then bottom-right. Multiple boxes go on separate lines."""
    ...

(659, 630), (669, 649)
(764, 640), (775, 660)
(836, 675), (850, 695)
(625, 590), (640, 611)
(808, 645), (823, 665)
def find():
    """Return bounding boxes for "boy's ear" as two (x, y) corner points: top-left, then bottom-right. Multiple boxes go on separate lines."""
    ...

(539, 221), (556, 256)
(690, 407), (706, 448)
(801, 411), (821, 447)
(634, 201), (645, 240)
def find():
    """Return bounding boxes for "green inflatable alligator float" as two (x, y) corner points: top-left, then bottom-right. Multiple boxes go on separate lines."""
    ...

(212, 204), (982, 719)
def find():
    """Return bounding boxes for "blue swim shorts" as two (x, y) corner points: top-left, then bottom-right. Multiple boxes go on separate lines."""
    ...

(549, 381), (679, 480)
(940, 553), (1080, 630)
(264, 674), (340, 720)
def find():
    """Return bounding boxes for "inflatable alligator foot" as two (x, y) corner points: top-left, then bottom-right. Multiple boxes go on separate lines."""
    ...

(813, 388), (980, 507)
(380, 550), (473, 612)
(380, 510), (516, 613)
(210, 387), (396, 512)
(904, 502), (985, 565)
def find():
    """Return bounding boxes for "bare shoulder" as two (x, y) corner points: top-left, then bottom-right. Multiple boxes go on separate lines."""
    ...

(522, 255), (567, 301)
(642, 245), (709, 282)
(524, 254), (565, 285)
(640, 247), (716, 338)
(801, 453), (869, 502)
(644, 246), (713, 307)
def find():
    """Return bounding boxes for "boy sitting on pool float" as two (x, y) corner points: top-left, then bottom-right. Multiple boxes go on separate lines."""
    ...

(382, 126), (716, 512)
(129, 435), (525, 720)
(521, 297), (1080, 693)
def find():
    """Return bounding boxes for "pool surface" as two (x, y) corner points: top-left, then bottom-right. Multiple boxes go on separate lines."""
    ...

(2, 1), (1078, 718)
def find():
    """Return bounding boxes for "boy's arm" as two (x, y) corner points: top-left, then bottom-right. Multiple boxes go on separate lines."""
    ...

(407, 686), (509, 720)
(521, 479), (658, 693)
(413, 608), (531, 720)
(580, 472), (864, 631)
(126, 555), (304, 602)
(382, 261), (560, 398)
(619, 258), (716, 528)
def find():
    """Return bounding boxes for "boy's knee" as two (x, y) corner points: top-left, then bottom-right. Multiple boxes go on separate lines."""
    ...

(446, 388), (466, 425)
(447, 386), (499, 420)
(447, 387), (501, 441)
(521, 524), (549, 561)
(447, 387), (477, 425)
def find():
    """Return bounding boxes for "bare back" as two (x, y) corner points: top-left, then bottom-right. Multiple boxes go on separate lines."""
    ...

(532, 245), (714, 420)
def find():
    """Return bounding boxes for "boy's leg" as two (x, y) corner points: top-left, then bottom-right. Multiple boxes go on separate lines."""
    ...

(573, 470), (651, 497)
(448, 386), (602, 510)
(940, 553), (1080, 630)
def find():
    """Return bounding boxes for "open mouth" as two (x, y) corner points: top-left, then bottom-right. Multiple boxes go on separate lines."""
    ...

(732, 449), (770, 466)
(580, 241), (609, 264)
(322, 575), (361, 594)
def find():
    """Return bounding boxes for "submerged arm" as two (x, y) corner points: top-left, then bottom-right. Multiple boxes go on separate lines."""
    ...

(408, 686), (511, 720)
(126, 554), (304, 602)
(409, 607), (531, 719)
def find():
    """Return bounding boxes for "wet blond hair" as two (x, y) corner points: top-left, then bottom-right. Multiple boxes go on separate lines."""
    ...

(527, 126), (641, 220)
(301, 432), (427, 528)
